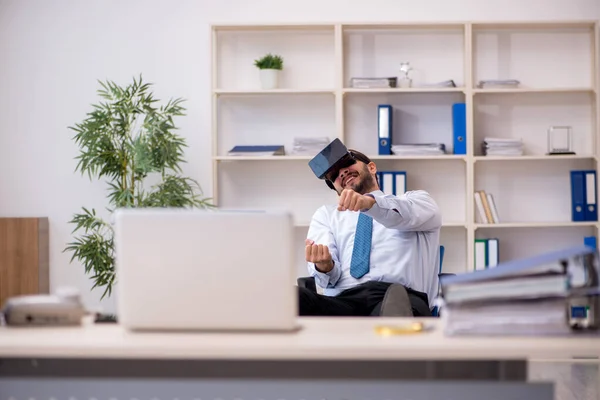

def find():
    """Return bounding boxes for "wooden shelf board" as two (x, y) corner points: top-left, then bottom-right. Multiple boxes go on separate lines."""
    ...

(211, 24), (335, 32)
(472, 21), (597, 30)
(211, 21), (596, 32)
(475, 222), (598, 229)
(214, 156), (313, 161)
(344, 88), (465, 94)
(369, 155), (467, 161)
(215, 155), (468, 161)
(474, 155), (595, 162)
(442, 222), (467, 228)
(295, 221), (467, 228)
(473, 87), (594, 94)
(214, 89), (335, 95)
(342, 22), (466, 30)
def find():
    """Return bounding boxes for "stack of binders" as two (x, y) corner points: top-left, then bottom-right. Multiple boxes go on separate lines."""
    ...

(377, 171), (406, 196)
(439, 245), (599, 336)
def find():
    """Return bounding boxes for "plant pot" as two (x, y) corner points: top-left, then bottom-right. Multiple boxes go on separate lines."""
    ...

(259, 69), (280, 90)
(399, 77), (413, 88)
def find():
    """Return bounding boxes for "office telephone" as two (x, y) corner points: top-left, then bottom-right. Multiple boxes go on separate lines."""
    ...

(1, 288), (86, 326)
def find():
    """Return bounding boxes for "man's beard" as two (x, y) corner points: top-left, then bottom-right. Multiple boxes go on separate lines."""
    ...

(343, 165), (376, 195)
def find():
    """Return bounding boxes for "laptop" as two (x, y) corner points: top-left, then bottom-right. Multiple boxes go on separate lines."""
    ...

(114, 208), (299, 332)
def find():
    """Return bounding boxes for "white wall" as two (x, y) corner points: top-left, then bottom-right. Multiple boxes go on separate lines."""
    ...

(1, 0), (599, 313)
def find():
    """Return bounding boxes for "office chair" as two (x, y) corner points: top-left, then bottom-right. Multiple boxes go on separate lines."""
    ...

(298, 246), (449, 317)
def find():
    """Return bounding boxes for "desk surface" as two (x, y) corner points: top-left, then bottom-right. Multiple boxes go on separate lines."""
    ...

(0, 318), (598, 361)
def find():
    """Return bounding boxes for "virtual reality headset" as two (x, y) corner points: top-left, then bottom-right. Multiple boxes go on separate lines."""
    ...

(308, 138), (371, 190)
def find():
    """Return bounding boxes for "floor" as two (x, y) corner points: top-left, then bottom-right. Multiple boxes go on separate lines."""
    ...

(529, 362), (598, 400)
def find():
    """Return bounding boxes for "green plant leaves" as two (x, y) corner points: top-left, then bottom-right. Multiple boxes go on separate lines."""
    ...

(64, 75), (213, 298)
(140, 175), (214, 208)
(64, 208), (115, 299)
(254, 53), (284, 70)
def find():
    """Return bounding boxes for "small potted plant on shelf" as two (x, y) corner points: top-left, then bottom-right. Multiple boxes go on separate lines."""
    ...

(254, 53), (283, 89)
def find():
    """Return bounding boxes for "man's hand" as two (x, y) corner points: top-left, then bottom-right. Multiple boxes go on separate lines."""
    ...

(305, 239), (334, 273)
(338, 189), (376, 212)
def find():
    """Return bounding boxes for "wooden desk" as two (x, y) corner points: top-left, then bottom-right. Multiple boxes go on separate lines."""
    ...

(0, 317), (598, 361)
(0, 318), (598, 400)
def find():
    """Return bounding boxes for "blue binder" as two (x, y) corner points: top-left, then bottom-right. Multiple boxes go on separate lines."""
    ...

(452, 103), (466, 155)
(584, 170), (597, 221)
(570, 170), (586, 221)
(378, 171), (406, 195)
(377, 105), (392, 155)
(584, 236), (597, 250)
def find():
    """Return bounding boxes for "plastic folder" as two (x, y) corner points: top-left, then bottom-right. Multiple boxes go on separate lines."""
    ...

(452, 103), (466, 155)
(585, 170), (597, 221)
(377, 105), (392, 155)
(571, 170), (586, 221)
(441, 245), (595, 285)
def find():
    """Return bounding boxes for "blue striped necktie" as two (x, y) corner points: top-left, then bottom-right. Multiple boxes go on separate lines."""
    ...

(350, 213), (373, 279)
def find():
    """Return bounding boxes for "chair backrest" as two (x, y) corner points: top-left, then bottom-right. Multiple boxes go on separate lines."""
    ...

(431, 245), (445, 317)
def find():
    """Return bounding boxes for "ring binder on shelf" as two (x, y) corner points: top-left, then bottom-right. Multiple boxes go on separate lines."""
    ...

(452, 103), (466, 155)
(585, 171), (597, 221)
(377, 105), (392, 155)
(571, 170), (598, 222)
(377, 171), (406, 196)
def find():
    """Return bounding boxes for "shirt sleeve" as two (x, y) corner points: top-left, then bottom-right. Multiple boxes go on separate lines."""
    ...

(363, 190), (442, 231)
(306, 206), (342, 289)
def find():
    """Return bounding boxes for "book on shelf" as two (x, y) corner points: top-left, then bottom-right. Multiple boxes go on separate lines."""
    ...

(439, 245), (598, 336)
(227, 145), (285, 156)
(474, 190), (500, 224)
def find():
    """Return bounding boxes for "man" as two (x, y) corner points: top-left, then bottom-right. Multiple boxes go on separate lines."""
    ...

(299, 146), (442, 317)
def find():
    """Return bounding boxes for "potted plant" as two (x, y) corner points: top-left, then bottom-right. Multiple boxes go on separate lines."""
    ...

(254, 53), (284, 89)
(64, 75), (213, 300)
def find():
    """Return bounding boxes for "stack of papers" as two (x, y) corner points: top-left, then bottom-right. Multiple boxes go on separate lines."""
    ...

(391, 143), (446, 156)
(482, 137), (523, 156)
(477, 79), (520, 89)
(227, 145), (285, 156)
(349, 77), (397, 88)
(439, 245), (597, 336)
(419, 80), (457, 88)
(291, 137), (330, 156)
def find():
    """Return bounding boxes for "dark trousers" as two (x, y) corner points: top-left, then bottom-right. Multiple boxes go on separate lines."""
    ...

(298, 281), (431, 317)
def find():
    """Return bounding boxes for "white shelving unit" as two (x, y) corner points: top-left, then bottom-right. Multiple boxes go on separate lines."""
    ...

(210, 21), (600, 277)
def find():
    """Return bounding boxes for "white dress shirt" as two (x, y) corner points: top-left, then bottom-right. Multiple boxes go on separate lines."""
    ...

(306, 189), (442, 308)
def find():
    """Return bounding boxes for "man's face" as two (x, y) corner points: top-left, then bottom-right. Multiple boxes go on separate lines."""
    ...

(327, 160), (377, 195)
